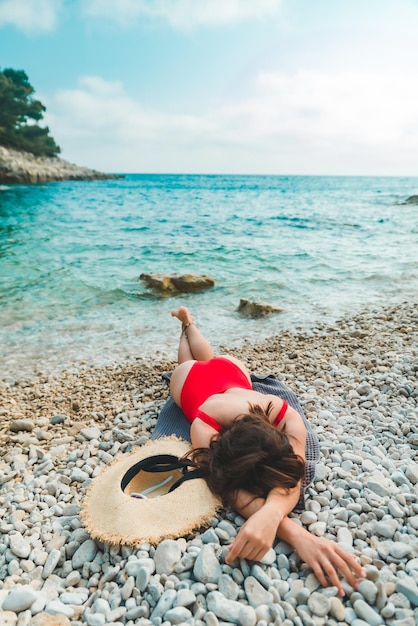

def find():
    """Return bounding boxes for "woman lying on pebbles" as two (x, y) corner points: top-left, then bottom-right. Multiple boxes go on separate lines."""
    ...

(170, 306), (365, 597)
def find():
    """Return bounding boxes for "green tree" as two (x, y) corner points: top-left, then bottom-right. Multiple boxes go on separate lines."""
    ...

(0, 68), (60, 156)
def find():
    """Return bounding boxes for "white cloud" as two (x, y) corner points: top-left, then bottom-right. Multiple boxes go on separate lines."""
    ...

(235, 71), (418, 146)
(45, 71), (418, 175)
(82, 0), (282, 28)
(0, 0), (61, 32)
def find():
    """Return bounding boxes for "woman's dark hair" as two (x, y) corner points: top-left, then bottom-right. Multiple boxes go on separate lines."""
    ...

(186, 403), (305, 508)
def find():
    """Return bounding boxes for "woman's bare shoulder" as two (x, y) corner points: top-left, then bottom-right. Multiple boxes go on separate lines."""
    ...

(280, 407), (307, 457)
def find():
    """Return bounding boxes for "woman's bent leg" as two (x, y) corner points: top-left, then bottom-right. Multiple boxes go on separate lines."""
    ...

(177, 323), (194, 363)
(172, 306), (213, 363)
(170, 360), (195, 407)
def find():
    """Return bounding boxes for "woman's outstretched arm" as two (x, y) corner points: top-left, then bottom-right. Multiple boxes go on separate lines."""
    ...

(225, 491), (365, 597)
(225, 486), (299, 561)
(275, 516), (365, 594)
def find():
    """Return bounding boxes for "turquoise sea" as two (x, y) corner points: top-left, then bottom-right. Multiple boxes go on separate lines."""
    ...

(1, 174), (417, 382)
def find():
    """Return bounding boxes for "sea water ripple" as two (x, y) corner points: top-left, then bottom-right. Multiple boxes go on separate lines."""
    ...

(0, 174), (417, 381)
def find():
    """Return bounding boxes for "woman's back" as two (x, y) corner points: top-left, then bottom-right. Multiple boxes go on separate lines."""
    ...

(170, 354), (289, 430)
(196, 386), (287, 429)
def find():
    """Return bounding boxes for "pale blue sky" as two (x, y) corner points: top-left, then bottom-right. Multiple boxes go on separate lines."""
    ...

(1, 0), (418, 175)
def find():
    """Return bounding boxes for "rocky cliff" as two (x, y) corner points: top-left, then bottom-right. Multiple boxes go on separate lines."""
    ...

(0, 145), (118, 184)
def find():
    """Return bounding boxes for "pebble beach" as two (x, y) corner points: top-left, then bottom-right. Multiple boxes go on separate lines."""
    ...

(0, 300), (417, 626)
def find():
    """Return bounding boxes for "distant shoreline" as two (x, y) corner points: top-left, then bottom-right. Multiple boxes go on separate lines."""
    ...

(0, 145), (120, 184)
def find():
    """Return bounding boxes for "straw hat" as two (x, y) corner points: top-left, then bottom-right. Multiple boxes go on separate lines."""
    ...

(81, 436), (221, 546)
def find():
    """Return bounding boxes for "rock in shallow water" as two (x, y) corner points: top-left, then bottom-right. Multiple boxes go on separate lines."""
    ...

(237, 299), (283, 318)
(405, 194), (418, 204)
(140, 272), (215, 295)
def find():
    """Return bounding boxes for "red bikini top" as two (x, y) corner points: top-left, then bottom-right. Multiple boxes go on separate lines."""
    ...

(273, 400), (289, 425)
(195, 400), (289, 432)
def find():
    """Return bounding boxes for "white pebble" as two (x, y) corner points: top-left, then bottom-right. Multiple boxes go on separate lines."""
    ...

(260, 547), (276, 565)
(244, 576), (274, 607)
(42, 549), (61, 578)
(337, 527), (353, 547)
(374, 519), (399, 538)
(206, 591), (256, 626)
(0, 612), (18, 626)
(330, 596), (345, 620)
(80, 426), (101, 441)
(9, 534), (31, 559)
(164, 606), (192, 624)
(301, 511), (317, 525)
(353, 599), (383, 626)
(71, 539), (97, 569)
(309, 521), (327, 536)
(358, 579), (378, 605)
(149, 589), (176, 620)
(154, 539), (182, 575)
(176, 588), (196, 606)
(193, 545), (222, 584)
(86, 613), (106, 626)
(2, 586), (37, 612)
(70, 468), (89, 483)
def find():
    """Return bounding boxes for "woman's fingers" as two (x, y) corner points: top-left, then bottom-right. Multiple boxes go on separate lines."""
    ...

(227, 523), (366, 597)
(309, 542), (365, 595)
(293, 533), (366, 595)
(227, 542), (268, 564)
(319, 553), (348, 595)
(332, 545), (365, 587)
(226, 538), (265, 563)
(225, 542), (241, 563)
(226, 525), (271, 563)
(225, 535), (247, 563)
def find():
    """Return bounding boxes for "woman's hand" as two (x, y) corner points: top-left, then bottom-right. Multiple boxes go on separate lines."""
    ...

(226, 488), (365, 597)
(227, 511), (365, 597)
(278, 519), (365, 596)
(225, 504), (281, 563)
(296, 533), (365, 595)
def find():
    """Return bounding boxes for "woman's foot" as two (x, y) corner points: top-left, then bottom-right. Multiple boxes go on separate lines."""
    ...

(171, 306), (194, 327)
